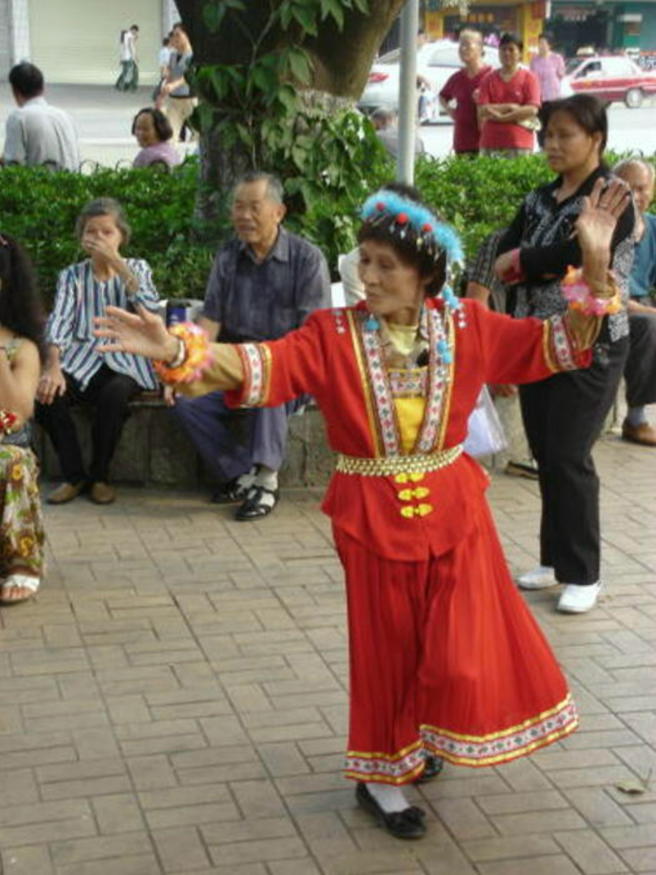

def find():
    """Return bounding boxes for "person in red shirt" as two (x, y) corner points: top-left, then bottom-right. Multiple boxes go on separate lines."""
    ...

(439, 28), (492, 155)
(476, 32), (541, 155)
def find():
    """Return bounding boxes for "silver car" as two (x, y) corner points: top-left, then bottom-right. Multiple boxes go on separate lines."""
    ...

(359, 39), (500, 123)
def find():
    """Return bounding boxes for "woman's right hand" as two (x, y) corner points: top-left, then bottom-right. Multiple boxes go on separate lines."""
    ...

(37, 367), (67, 405)
(94, 305), (179, 362)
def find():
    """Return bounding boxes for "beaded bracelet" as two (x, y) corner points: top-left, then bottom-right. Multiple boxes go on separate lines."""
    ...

(153, 322), (213, 385)
(561, 266), (622, 317)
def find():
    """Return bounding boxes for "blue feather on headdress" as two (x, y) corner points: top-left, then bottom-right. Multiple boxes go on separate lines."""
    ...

(361, 190), (463, 266)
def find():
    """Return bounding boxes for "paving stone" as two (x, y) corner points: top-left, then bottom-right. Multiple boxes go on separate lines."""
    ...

(91, 793), (145, 834)
(554, 829), (629, 874)
(2, 438), (652, 874)
(151, 826), (211, 872)
(1, 845), (55, 875)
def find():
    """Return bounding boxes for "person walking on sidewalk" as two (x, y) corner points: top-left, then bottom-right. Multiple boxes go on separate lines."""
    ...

(35, 199), (159, 506)
(116, 25), (139, 92)
(157, 22), (196, 143)
(495, 94), (635, 613)
(95, 179), (627, 839)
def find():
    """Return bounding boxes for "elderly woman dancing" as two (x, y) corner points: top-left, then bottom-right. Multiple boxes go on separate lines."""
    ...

(96, 180), (627, 839)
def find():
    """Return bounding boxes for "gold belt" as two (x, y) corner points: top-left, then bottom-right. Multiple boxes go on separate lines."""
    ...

(336, 445), (463, 477)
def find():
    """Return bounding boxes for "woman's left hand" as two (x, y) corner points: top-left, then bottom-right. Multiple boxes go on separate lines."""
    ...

(575, 177), (630, 291)
(94, 305), (179, 361)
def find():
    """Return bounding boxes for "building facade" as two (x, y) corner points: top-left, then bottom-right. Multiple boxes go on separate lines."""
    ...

(421, 0), (656, 56)
(0, 0), (179, 83)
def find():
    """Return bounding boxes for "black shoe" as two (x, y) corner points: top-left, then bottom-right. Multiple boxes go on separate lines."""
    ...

(355, 782), (426, 840)
(414, 755), (444, 784)
(234, 486), (279, 521)
(210, 478), (251, 505)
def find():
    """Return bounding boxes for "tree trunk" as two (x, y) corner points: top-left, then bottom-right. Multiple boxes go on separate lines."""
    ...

(175, 0), (407, 98)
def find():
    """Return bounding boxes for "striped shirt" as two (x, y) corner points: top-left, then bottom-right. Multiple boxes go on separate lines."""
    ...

(46, 258), (159, 390)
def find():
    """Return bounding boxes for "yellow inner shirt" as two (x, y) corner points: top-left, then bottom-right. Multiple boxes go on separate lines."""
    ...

(386, 322), (426, 454)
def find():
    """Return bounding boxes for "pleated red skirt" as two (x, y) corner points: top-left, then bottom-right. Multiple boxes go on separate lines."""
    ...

(333, 498), (578, 785)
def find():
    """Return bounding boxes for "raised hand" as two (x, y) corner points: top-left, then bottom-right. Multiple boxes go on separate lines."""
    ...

(576, 177), (631, 294)
(94, 305), (179, 362)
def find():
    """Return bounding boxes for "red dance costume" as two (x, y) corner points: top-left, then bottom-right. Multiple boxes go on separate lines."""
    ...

(215, 298), (584, 784)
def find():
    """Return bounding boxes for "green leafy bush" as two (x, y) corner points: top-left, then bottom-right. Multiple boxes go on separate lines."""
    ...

(1, 152), (652, 306)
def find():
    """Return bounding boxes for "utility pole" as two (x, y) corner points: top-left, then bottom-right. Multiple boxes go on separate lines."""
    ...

(396, 0), (419, 184)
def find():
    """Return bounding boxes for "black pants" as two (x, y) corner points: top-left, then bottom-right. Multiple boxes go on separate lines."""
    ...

(35, 365), (140, 483)
(625, 310), (656, 407)
(519, 337), (629, 585)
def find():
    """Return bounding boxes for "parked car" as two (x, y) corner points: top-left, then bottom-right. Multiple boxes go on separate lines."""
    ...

(359, 39), (499, 123)
(561, 55), (656, 108)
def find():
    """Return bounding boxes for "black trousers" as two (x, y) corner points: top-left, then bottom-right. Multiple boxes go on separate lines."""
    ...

(519, 337), (629, 585)
(35, 365), (140, 483)
(625, 310), (656, 407)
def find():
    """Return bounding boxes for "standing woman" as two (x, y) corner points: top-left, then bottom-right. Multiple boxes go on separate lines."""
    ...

(96, 181), (626, 838)
(495, 94), (635, 614)
(530, 32), (565, 104)
(476, 32), (541, 157)
(0, 235), (46, 604)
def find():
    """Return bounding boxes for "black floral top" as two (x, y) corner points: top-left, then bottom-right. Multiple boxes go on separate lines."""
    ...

(498, 166), (635, 342)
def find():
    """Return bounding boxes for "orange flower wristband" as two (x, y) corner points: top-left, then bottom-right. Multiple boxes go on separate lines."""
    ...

(153, 322), (214, 385)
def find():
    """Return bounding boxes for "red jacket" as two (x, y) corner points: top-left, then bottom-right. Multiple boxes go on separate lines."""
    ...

(225, 299), (589, 560)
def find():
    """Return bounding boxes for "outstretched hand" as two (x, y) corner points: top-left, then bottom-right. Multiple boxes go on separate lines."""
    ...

(94, 305), (178, 362)
(575, 177), (630, 293)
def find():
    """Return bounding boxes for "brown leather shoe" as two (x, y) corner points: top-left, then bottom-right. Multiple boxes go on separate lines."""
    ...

(47, 482), (86, 505)
(622, 420), (656, 447)
(89, 482), (116, 504)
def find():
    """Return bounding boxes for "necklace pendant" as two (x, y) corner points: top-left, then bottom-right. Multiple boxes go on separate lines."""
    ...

(365, 314), (380, 332)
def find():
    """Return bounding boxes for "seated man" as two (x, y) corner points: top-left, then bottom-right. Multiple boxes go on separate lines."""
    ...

(371, 108), (425, 160)
(172, 171), (330, 519)
(614, 158), (656, 446)
(3, 62), (79, 171)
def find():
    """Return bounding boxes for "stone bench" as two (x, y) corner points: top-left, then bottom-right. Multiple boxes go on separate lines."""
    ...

(34, 393), (335, 489)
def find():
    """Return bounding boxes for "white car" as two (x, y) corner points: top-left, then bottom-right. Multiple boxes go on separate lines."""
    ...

(359, 40), (500, 123)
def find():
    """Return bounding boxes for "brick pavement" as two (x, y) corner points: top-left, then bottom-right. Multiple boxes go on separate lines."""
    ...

(0, 433), (654, 875)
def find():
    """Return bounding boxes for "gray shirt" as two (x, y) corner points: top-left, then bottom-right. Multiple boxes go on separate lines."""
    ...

(3, 96), (79, 171)
(168, 52), (193, 97)
(202, 227), (331, 343)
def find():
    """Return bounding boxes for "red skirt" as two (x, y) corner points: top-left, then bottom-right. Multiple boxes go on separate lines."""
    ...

(334, 498), (578, 785)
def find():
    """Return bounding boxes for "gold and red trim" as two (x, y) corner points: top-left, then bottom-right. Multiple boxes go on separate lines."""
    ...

(421, 694), (578, 767)
(345, 739), (426, 784)
(547, 314), (578, 372)
(235, 342), (272, 407)
(343, 694), (578, 782)
(347, 310), (384, 456)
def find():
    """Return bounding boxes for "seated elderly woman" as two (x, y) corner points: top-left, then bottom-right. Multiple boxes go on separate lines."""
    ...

(132, 107), (181, 169)
(35, 197), (160, 506)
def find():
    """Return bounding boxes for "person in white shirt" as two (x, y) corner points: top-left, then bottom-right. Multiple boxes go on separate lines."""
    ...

(3, 63), (79, 172)
(116, 25), (139, 92)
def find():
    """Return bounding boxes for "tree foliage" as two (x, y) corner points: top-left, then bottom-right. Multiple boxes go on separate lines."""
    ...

(172, 0), (405, 234)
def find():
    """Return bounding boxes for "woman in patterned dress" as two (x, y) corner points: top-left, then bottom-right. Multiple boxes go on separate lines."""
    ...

(495, 94), (635, 614)
(0, 234), (46, 604)
(96, 180), (628, 839)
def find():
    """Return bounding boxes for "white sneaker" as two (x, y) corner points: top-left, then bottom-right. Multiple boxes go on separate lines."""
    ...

(517, 565), (557, 590)
(557, 582), (602, 614)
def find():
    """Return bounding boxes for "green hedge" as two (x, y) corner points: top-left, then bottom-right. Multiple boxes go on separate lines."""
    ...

(1, 153), (652, 305)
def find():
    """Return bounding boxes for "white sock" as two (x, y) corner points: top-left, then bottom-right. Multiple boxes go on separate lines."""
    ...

(236, 467), (257, 491)
(255, 465), (278, 492)
(627, 406), (647, 427)
(366, 782), (410, 813)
